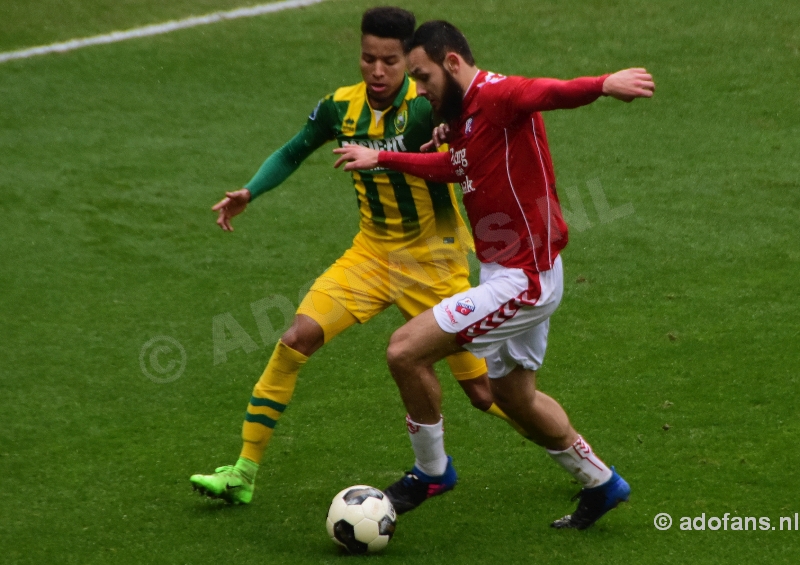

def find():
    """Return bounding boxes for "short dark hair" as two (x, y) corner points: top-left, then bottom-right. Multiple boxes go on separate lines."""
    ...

(361, 7), (416, 41)
(406, 20), (475, 66)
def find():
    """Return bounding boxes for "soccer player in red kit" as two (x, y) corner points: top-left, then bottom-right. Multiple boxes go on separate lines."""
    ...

(334, 20), (654, 529)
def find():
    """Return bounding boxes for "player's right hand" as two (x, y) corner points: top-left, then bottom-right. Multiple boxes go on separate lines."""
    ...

(333, 145), (380, 171)
(212, 188), (251, 232)
(602, 68), (655, 102)
(420, 123), (451, 152)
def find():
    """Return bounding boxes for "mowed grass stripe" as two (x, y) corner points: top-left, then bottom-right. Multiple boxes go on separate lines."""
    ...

(0, 0), (331, 64)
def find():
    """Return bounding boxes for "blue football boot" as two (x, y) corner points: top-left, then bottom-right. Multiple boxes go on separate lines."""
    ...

(551, 467), (630, 529)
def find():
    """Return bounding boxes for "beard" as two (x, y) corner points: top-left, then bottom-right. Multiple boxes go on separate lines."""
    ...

(437, 69), (465, 124)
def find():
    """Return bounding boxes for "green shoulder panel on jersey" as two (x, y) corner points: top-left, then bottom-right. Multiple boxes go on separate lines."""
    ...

(304, 93), (339, 145)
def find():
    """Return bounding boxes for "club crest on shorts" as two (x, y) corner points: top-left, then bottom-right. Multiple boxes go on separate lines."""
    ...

(455, 297), (475, 315)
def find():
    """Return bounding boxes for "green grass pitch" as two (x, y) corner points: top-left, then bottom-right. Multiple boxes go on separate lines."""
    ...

(1, 0), (798, 563)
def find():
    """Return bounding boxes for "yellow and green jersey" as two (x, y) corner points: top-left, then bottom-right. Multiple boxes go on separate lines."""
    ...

(245, 75), (472, 263)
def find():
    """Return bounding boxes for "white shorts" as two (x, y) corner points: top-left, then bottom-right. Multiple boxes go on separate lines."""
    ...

(432, 256), (563, 379)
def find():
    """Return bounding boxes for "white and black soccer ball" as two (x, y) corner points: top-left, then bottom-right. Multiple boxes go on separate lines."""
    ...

(326, 485), (397, 553)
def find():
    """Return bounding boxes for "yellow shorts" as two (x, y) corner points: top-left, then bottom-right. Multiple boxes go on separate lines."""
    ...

(297, 233), (486, 381)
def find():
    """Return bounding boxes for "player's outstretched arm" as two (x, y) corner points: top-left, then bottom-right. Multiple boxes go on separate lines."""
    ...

(602, 68), (655, 102)
(211, 188), (251, 232)
(333, 145), (380, 171)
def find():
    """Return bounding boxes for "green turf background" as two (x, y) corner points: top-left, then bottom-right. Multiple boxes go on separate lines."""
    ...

(1, 0), (798, 563)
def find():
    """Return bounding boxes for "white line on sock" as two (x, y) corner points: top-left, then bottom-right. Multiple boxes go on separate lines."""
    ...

(0, 0), (331, 64)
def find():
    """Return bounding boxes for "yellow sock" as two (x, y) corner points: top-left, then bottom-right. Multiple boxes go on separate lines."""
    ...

(486, 402), (530, 439)
(240, 341), (308, 463)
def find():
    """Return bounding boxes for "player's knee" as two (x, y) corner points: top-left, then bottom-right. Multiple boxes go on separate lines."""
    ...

(470, 394), (493, 412)
(386, 332), (415, 373)
(280, 316), (324, 356)
(459, 376), (494, 411)
(385, 340), (406, 373)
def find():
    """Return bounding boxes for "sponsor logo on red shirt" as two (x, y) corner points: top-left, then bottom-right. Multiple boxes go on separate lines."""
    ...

(450, 147), (468, 168)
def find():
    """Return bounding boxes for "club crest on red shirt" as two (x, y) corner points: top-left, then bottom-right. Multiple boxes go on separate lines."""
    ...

(455, 298), (475, 315)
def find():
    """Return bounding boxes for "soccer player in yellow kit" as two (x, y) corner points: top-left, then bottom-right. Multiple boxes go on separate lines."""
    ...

(190, 7), (523, 504)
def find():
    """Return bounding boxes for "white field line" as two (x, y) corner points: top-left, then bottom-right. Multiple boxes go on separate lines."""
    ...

(0, 0), (331, 64)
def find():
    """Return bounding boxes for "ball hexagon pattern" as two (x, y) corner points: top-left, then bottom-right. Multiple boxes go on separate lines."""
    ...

(326, 485), (396, 554)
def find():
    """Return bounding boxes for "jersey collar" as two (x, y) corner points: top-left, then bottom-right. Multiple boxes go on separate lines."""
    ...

(463, 69), (486, 109)
(390, 74), (412, 109)
(463, 69), (483, 98)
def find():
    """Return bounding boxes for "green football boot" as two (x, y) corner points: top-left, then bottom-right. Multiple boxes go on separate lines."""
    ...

(190, 457), (258, 505)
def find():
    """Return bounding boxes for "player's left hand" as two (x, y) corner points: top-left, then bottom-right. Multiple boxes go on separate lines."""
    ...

(420, 123), (451, 152)
(211, 188), (251, 232)
(602, 68), (655, 102)
(333, 145), (380, 171)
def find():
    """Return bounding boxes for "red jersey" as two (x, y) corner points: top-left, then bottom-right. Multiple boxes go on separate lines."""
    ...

(379, 70), (608, 276)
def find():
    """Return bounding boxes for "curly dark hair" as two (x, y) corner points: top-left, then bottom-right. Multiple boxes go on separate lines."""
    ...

(361, 7), (416, 41)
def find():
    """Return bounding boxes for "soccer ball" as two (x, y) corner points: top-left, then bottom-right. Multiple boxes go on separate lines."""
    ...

(326, 485), (397, 553)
